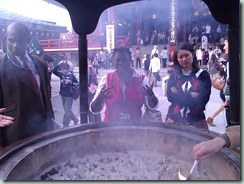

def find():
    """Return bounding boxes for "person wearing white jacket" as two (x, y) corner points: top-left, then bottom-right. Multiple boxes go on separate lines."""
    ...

(196, 46), (202, 66)
(149, 53), (161, 87)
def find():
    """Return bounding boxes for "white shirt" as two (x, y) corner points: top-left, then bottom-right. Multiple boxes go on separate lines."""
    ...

(209, 50), (216, 58)
(202, 35), (208, 43)
(216, 26), (222, 33)
(149, 57), (160, 73)
(205, 25), (211, 34)
(196, 49), (202, 60)
(161, 49), (168, 59)
(141, 57), (146, 69)
(151, 48), (159, 57)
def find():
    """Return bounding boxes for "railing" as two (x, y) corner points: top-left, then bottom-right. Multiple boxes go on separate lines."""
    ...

(39, 35), (131, 51)
(116, 35), (131, 47)
(39, 38), (77, 49)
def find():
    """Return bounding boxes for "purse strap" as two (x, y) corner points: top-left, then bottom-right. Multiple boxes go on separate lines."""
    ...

(195, 69), (203, 78)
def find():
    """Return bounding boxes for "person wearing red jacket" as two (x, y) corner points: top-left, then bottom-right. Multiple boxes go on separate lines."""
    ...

(90, 48), (159, 122)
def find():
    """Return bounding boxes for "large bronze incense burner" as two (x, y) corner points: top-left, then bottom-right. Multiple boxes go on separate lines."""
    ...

(0, 122), (240, 180)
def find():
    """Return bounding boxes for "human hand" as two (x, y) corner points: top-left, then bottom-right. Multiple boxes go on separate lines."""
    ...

(192, 137), (226, 160)
(88, 84), (97, 94)
(206, 117), (215, 127)
(65, 79), (72, 84)
(170, 87), (178, 94)
(99, 85), (114, 99)
(166, 117), (174, 124)
(0, 108), (14, 127)
(191, 92), (200, 98)
(140, 81), (154, 97)
(224, 100), (230, 106)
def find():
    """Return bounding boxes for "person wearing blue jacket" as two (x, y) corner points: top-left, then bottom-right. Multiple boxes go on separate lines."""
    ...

(52, 63), (79, 127)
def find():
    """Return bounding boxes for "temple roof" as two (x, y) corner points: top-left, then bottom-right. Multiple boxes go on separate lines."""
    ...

(0, 8), (68, 31)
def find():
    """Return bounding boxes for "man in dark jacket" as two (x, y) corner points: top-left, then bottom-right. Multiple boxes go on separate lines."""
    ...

(0, 22), (55, 148)
(143, 54), (151, 76)
(42, 54), (54, 80)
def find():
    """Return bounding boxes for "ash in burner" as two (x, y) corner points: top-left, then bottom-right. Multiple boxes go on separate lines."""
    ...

(35, 151), (212, 180)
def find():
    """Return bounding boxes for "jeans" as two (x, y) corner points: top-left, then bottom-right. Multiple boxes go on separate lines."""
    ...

(61, 96), (79, 127)
(136, 58), (141, 68)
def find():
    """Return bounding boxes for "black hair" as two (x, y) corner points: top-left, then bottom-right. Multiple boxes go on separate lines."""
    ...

(172, 42), (199, 71)
(42, 55), (54, 63)
(59, 63), (70, 70)
(154, 53), (158, 58)
(112, 48), (131, 59)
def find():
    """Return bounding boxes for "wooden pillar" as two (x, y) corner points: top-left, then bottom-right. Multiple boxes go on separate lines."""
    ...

(228, 0), (240, 125)
(78, 34), (88, 123)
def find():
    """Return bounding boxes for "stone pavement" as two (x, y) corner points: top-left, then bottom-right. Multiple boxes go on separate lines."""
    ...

(51, 67), (227, 134)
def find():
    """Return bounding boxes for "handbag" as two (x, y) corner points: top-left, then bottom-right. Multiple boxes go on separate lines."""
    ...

(156, 72), (161, 81)
(141, 108), (162, 122)
(71, 85), (80, 100)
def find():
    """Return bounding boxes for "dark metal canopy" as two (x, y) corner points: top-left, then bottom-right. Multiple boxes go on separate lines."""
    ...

(54, 0), (240, 125)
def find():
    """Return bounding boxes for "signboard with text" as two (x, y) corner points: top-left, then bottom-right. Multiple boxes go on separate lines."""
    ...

(169, 0), (178, 45)
(106, 24), (115, 53)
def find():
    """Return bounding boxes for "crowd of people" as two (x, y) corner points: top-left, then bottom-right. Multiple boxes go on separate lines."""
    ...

(0, 22), (239, 166)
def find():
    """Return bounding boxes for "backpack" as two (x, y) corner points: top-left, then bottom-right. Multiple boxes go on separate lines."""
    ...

(71, 85), (80, 100)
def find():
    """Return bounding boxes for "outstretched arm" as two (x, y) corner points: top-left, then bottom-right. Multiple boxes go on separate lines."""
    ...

(193, 137), (226, 160)
(90, 75), (112, 113)
(193, 125), (240, 160)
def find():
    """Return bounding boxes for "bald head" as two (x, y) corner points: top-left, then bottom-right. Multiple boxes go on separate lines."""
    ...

(6, 22), (30, 56)
(7, 22), (30, 37)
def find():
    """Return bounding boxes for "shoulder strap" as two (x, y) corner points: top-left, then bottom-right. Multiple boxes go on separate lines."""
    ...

(195, 69), (203, 78)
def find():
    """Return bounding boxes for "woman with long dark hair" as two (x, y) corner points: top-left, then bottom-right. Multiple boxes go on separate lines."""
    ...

(165, 42), (211, 129)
